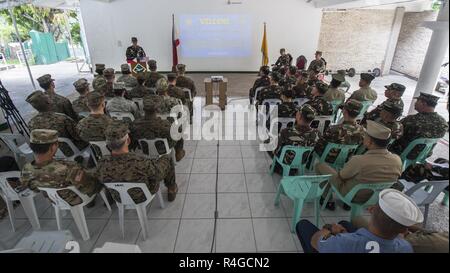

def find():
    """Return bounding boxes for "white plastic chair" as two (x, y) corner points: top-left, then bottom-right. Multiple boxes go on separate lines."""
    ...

(89, 141), (110, 166)
(0, 133), (34, 170)
(138, 138), (176, 163)
(276, 117), (296, 131)
(10, 230), (75, 253)
(258, 99), (282, 126)
(253, 86), (267, 105)
(400, 179), (449, 227)
(132, 98), (144, 114)
(103, 182), (165, 240)
(93, 242), (142, 253)
(293, 98), (310, 107)
(55, 137), (91, 163)
(37, 186), (111, 241)
(0, 171), (41, 232)
(312, 115), (334, 135)
(109, 112), (135, 122)
(182, 88), (193, 101)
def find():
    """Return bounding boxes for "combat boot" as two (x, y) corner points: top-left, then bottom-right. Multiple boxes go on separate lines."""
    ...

(168, 185), (178, 202)
(176, 149), (186, 162)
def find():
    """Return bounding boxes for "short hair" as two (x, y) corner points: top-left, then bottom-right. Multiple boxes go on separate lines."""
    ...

(372, 205), (407, 238)
(131, 37), (138, 42)
(369, 135), (391, 148)
(30, 143), (54, 155)
(107, 137), (127, 151)
(39, 82), (52, 90)
(330, 79), (341, 88)
(419, 98), (438, 108)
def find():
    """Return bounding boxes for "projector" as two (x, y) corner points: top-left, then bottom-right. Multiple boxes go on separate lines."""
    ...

(211, 76), (224, 82)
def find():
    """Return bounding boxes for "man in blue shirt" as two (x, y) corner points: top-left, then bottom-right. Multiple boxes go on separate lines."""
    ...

(296, 189), (424, 253)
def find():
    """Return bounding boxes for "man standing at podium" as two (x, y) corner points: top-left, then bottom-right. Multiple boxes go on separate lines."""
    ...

(126, 37), (146, 62)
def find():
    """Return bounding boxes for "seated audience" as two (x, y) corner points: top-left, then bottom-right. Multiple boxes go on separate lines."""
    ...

(305, 81), (333, 116)
(363, 83), (405, 122)
(129, 73), (152, 98)
(105, 83), (140, 119)
(348, 73), (377, 102)
(144, 59), (165, 88)
(249, 66), (271, 104)
(77, 92), (113, 142)
(323, 74), (346, 103)
(117, 63), (138, 88)
(72, 78), (91, 117)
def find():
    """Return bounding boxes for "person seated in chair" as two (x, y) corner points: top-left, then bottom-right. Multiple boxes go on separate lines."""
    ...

(72, 78), (91, 119)
(283, 66), (298, 91)
(348, 73), (377, 102)
(274, 48), (293, 68)
(365, 101), (404, 141)
(167, 73), (186, 105)
(323, 74), (346, 103)
(96, 121), (178, 202)
(144, 60), (165, 88)
(292, 71), (310, 99)
(307, 51), (326, 74)
(117, 64), (138, 88)
(105, 83), (140, 119)
(176, 63), (197, 97)
(92, 63), (106, 90)
(305, 81), (333, 116)
(296, 189), (423, 253)
(21, 129), (102, 207)
(129, 73), (152, 99)
(103, 68), (116, 98)
(77, 92), (113, 142)
(256, 72), (283, 106)
(362, 83), (405, 123)
(249, 66), (271, 104)
(316, 121), (402, 211)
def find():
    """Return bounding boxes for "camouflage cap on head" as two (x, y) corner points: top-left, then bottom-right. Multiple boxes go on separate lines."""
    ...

(30, 129), (58, 144)
(382, 101), (403, 117)
(156, 77), (169, 91)
(344, 99), (363, 115)
(93, 77), (107, 91)
(95, 64), (106, 70)
(143, 96), (161, 113)
(105, 121), (129, 142)
(73, 78), (90, 91)
(113, 82), (126, 90)
(332, 73), (345, 83)
(87, 91), (105, 107)
(385, 83), (406, 94)
(36, 74), (54, 86)
(415, 92), (440, 105)
(167, 73), (177, 81)
(26, 90), (51, 111)
(176, 64), (186, 72)
(315, 81), (329, 94)
(360, 73), (375, 83)
(103, 68), (115, 77)
(366, 120), (391, 140)
(120, 64), (130, 72)
(148, 59), (157, 68)
(300, 104), (316, 120)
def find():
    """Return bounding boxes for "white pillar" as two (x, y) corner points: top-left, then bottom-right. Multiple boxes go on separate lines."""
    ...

(409, 0), (449, 114)
(382, 7), (405, 76)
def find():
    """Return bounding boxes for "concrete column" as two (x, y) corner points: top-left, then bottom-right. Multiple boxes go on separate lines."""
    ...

(381, 7), (405, 76)
(409, 0), (449, 114)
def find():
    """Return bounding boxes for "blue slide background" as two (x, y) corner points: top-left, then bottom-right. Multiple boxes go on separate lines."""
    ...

(179, 14), (253, 58)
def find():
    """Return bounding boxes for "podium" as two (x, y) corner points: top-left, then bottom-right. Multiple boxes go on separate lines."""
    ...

(129, 60), (148, 77)
(204, 77), (228, 110)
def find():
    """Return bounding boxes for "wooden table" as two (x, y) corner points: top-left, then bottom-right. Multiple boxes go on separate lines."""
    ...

(204, 77), (228, 110)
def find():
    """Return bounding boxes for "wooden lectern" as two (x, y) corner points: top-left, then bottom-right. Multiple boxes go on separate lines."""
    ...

(129, 61), (148, 77)
(204, 77), (228, 110)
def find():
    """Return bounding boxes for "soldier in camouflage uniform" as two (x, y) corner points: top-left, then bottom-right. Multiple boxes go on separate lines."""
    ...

(103, 68), (116, 98)
(72, 78), (91, 118)
(348, 73), (378, 102)
(337, 69), (351, 92)
(144, 60), (165, 88)
(26, 91), (88, 157)
(125, 37), (146, 62)
(129, 73), (153, 99)
(167, 73), (187, 104)
(92, 64), (106, 91)
(278, 89), (297, 118)
(130, 96), (185, 161)
(274, 48), (293, 68)
(282, 66), (298, 91)
(156, 78), (181, 117)
(305, 81), (333, 116)
(314, 99), (364, 163)
(117, 64), (138, 88)
(176, 64), (197, 97)
(76, 92), (113, 142)
(390, 93), (448, 159)
(324, 74), (346, 103)
(36, 74), (79, 122)
(105, 83), (140, 119)
(271, 105), (320, 174)
(362, 101), (404, 140)
(21, 129), (102, 206)
(292, 71), (309, 98)
(256, 72), (283, 106)
(307, 51), (326, 73)
(96, 121), (178, 203)
(362, 83), (405, 123)
(249, 66), (271, 104)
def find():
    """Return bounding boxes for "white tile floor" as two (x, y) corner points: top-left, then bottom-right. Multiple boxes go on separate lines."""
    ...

(0, 96), (447, 253)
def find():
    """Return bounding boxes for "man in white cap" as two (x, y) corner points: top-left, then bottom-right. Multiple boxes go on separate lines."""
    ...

(296, 189), (423, 253)
(316, 120), (403, 211)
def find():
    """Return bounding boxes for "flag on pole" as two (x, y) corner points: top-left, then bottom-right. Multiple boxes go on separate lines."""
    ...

(172, 14), (180, 72)
(261, 23), (269, 66)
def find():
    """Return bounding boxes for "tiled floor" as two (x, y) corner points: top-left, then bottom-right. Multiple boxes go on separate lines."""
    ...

(1, 96), (448, 253)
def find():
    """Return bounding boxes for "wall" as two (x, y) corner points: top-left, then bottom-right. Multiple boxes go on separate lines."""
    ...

(318, 9), (396, 71)
(391, 11), (442, 79)
(79, 0), (322, 72)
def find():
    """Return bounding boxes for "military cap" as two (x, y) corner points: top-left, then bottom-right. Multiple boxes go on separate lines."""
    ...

(143, 96), (161, 112)
(113, 82), (126, 90)
(315, 81), (329, 94)
(26, 90), (51, 111)
(343, 99), (363, 115)
(176, 64), (186, 72)
(93, 78), (107, 91)
(148, 59), (157, 67)
(415, 92), (440, 105)
(36, 74), (54, 86)
(332, 73), (345, 83)
(30, 129), (58, 144)
(379, 189), (423, 227)
(315, 50), (323, 55)
(87, 91), (105, 107)
(300, 104), (316, 120)
(167, 73), (177, 81)
(385, 83), (406, 94)
(271, 72), (282, 82)
(103, 68), (115, 77)
(121, 64), (131, 72)
(382, 101), (403, 117)
(105, 121), (129, 142)
(360, 73), (375, 83)
(156, 77), (169, 91)
(73, 78), (90, 91)
(366, 120), (391, 140)
(95, 64), (105, 70)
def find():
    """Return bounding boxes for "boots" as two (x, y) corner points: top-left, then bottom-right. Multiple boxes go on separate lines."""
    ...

(167, 185), (178, 202)
(175, 149), (186, 162)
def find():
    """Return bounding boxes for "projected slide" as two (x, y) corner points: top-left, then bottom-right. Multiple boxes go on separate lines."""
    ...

(179, 14), (252, 58)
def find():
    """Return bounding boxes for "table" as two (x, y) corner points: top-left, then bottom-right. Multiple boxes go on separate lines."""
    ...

(204, 77), (228, 110)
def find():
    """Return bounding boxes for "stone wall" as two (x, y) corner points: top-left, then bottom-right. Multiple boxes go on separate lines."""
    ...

(318, 9), (396, 72)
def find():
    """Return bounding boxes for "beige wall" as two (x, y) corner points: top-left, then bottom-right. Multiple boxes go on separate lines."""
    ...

(318, 9), (396, 72)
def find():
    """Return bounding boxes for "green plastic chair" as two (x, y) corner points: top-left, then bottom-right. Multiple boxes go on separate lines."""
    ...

(270, 146), (314, 177)
(330, 100), (343, 123)
(400, 138), (439, 171)
(356, 100), (374, 121)
(274, 175), (332, 232)
(355, 139), (395, 155)
(310, 143), (359, 172)
(322, 181), (395, 221)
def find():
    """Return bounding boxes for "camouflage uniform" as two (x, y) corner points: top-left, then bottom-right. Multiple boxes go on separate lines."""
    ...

(105, 97), (140, 119)
(256, 85), (283, 105)
(125, 45), (146, 61)
(117, 74), (138, 88)
(307, 59), (326, 73)
(364, 98), (404, 122)
(77, 114), (113, 142)
(168, 84), (186, 104)
(176, 76), (197, 97)
(278, 101), (297, 118)
(323, 87), (346, 103)
(274, 54), (293, 67)
(249, 75), (271, 103)
(129, 85), (152, 99)
(44, 91), (79, 122)
(21, 129), (101, 206)
(144, 72), (165, 88)
(92, 75), (106, 91)
(72, 95), (90, 115)
(305, 95), (333, 116)
(292, 82), (309, 98)
(348, 86), (378, 102)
